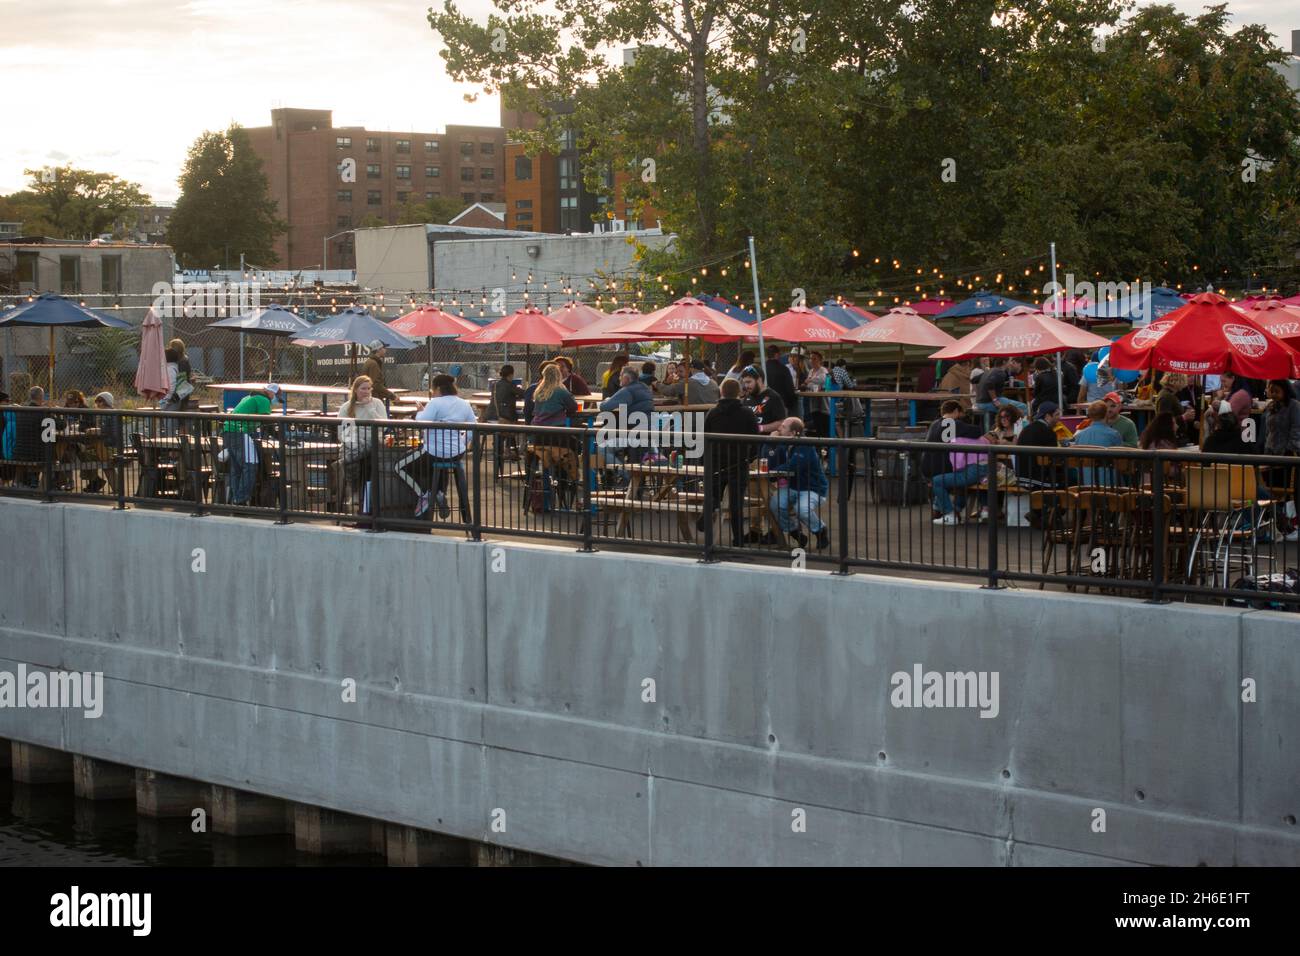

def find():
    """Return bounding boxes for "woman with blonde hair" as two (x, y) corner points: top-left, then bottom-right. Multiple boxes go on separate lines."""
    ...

(337, 374), (386, 514)
(530, 362), (577, 427)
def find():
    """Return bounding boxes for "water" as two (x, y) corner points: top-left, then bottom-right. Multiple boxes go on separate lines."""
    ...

(0, 776), (383, 866)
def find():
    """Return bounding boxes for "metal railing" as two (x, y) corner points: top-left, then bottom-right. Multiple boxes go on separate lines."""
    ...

(1, 405), (1297, 609)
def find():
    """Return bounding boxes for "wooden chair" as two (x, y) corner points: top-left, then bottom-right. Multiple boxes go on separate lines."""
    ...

(1029, 489), (1076, 584)
(1182, 464), (1265, 592)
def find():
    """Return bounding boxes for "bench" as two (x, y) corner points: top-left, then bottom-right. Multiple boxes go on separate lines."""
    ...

(590, 492), (704, 542)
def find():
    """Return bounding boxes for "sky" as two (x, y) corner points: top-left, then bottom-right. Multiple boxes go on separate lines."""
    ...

(1, 0), (1298, 205)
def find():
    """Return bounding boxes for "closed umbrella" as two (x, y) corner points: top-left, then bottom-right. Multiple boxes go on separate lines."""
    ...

(134, 307), (170, 400)
(1109, 292), (1300, 377)
(0, 292), (130, 395)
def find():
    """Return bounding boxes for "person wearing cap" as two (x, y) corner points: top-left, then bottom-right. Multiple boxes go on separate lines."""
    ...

(221, 383), (279, 505)
(362, 342), (397, 404)
(1102, 391), (1139, 448)
(659, 359), (720, 405)
(549, 355), (591, 396)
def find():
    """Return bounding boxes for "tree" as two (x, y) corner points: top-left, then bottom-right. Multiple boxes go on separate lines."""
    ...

(1, 167), (149, 239)
(396, 195), (463, 225)
(168, 125), (286, 268)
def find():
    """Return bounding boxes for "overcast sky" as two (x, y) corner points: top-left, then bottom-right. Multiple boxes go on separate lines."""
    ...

(1, 0), (1297, 204)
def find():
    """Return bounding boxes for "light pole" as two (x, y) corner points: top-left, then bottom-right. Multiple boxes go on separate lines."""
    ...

(323, 230), (354, 272)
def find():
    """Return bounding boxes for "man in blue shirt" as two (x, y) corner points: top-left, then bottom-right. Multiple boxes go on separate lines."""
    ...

(597, 367), (656, 485)
(1070, 400), (1124, 485)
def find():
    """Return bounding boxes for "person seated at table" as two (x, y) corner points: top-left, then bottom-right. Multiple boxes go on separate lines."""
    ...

(937, 359), (973, 399)
(1029, 357), (1064, 417)
(764, 417), (829, 550)
(931, 432), (991, 525)
(1071, 399), (1125, 486)
(1202, 400), (1252, 456)
(6, 387), (46, 486)
(336, 375), (386, 508)
(549, 355), (591, 396)
(80, 392), (122, 493)
(973, 357), (1027, 418)
(397, 373), (477, 521)
(659, 359), (721, 405)
(724, 351), (755, 383)
(1154, 373), (1197, 443)
(1139, 411), (1180, 452)
(57, 389), (93, 429)
(1212, 371), (1252, 416)
(921, 401), (984, 508)
(602, 355), (630, 393)
(701, 378), (760, 546)
(1014, 401), (1063, 495)
(1101, 391), (1139, 448)
(1080, 361), (1114, 404)
(740, 366), (787, 435)
(221, 383), (279, 506)
(598, 366), (656, 486)
(985, 405), (1021, 444)
(638, 361), (659, 389)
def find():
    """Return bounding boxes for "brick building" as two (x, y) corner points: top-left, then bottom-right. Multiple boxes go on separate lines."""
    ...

(246, 109), (506, 270)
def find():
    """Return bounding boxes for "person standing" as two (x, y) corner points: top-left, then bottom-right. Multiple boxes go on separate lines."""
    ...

(701, 378), (759, 547)
(362, 342), (397, 405)
(740, 366), (787, 434)
(221, 383), (279, 505)
(337, 375), (386, 512)
(764, 344), (797, 410)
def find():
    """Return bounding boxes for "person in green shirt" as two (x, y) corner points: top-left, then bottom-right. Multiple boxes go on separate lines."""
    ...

(222, 383), (279, 504)
(1103, 391), (1139, 448)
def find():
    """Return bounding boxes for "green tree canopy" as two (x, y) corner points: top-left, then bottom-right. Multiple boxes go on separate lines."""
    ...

(0, 167), (149, 239)
(168, 125), (286, 268)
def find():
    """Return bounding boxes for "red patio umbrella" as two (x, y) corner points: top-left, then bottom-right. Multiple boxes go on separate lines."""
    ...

(611, 296), (755, 344)
(561, 309), (645, 346)
(931, 306), (1110, 360)
(1109, 292), (1300, 377)
(134, 307), (170, 401)
(389, 305), (481, 394)
(547, 301), (608, 331)
(841, 307), (958, 390)
(903, 299), (956, 317)
(762, 306), (850, 344)
(456, 307), (574, 346)
(1230, 298), (1300, 344)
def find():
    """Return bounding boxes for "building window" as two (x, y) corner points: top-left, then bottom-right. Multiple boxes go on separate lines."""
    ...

(560, 195), (579, 231)
(480, 193), (495, 202)
(60, 256), (80, 294)
(515, 199), (533, 209)
(480, 167), (495, 180)
(514, 156), (533, 180)
(338, 240), (351, 255)
(425, 191), (436, 200)
(461, 192), (475, 204)
(337, 189), (352, 202)
(424, 140), (439, 152)
(460, 167), (475, 182)
(558, 157), (576, 190)
(100, 255), (122, 300)
(337, 215), (352, 228)
(336, 136), (352, 150)
(396, 165), (411, 179)
(480, 142), (495, 155)
(366, 137), (380, 152)
(367, 164), (380, 179)
(395, 139), (410, 153)
(367, 190), (381, 205)
(515, 211), (533, 223)
(560, 128), (576, 150)
(16, 251), (38, 288)
(396, 191), (408, 203)
(425, 165), (439, 178)
(460, 142), (474, 158)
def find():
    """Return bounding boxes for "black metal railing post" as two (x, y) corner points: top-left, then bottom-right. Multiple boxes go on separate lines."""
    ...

(368, 423), (384, 533)
(701, 435), (716, 563)
(1149, 451), (1166, 604)
(984, 448), (1003, 589)
(470, 423), (483, 542)
(578, 423), (595, 553)
(275, 419), (289, 524)
(836, 436), (851, 575)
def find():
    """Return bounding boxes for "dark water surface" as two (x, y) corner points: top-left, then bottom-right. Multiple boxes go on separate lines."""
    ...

(0, 775), (383, 866)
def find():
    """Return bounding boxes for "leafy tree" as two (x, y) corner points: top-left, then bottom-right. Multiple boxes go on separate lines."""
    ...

(396, 195), (463, 225)
(0, 167), (149, 239)
(168, 125), (286, 268)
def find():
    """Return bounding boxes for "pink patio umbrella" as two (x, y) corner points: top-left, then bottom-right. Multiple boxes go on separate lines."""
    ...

(458, 307), (578, 383)
(1231, 298), (1300, 344)
(841, 307), (958, 390)
(561, 308), (646, 346)
(134, 307), (170, 401)
(547, 301), (609, 331)
(903, 298), (956, 317)
(389, 305), (481, 395)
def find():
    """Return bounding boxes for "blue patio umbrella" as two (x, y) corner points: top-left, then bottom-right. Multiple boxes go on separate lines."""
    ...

(291, 306), (417, 379)
(812, 300), (867, 329)
(1082, 286), (1186, 325)
(207, 304), (313, 381)
(934, 290), (1037, 322)
(697, 293), (755, 323)
(0, 292), (131, 393)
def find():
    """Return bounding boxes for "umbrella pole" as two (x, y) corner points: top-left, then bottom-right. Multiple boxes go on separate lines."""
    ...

(1055, 351), (1063, 410)
(269, 336), (276, 383)
(895, 346), (903, 393)
(48, 327), (55, 396)
(427, 336), (433, 396)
